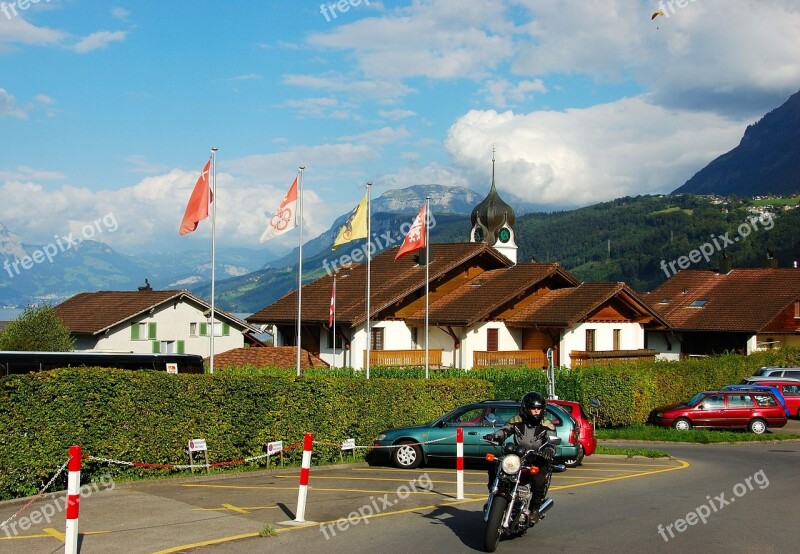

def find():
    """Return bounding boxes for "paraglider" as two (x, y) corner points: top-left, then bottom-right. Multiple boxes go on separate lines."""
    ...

(651, 11), (664, 20)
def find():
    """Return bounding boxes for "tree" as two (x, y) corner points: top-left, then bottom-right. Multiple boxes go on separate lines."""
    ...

(0, 304), (74, 352)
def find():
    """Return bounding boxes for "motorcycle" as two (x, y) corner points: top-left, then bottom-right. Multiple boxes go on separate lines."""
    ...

(481, 418), (565, 552)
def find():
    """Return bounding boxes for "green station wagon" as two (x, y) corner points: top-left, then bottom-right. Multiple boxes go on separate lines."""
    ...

(371, 400), (580, 469)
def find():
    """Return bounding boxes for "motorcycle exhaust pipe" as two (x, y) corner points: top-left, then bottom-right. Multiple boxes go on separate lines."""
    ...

(538, 497), (554, 516)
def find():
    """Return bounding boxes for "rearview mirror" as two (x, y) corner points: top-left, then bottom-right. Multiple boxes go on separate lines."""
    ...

(485, 413), (497, 425)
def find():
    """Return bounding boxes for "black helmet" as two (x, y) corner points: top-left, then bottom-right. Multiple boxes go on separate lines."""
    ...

(520, 391), (546, 425)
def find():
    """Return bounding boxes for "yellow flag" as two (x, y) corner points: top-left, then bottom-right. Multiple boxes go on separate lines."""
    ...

(333, 194), (368, 250)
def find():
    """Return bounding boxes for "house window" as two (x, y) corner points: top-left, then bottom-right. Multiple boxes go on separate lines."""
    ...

(487, 328), (498, 352)
(586, 329), (596, 352)
(689, 299), (708, 307)
(131, 322), (156, 341)
(190, 322), (198, 336)
(613, 329), (621, 350)
(371, 328), (384, 351)
(327, 328), (336, 349)
(159, 340), (176, 354)
(411, 327), (418, 348)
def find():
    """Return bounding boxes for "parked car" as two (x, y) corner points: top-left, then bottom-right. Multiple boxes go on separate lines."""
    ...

(721, 385), (790, 417)
(753, 367), (800, 379)
(371, 400), (581, 469)
(548, 399), (597, 467)
(740, 378), (800, 418)
(649, 390), (787, 434)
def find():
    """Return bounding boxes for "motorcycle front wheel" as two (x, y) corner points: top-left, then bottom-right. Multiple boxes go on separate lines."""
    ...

(483, 495), (508, 552)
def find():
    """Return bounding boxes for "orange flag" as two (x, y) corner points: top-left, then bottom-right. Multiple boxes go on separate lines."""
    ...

(179, 159), (212, 235)
(395, 204), (427, 260)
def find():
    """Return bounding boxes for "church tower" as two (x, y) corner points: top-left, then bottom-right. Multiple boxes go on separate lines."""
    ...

(470, 153), (518, 264)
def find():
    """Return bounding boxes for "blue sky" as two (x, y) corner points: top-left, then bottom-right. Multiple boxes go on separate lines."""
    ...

(1, 0), (799, 256)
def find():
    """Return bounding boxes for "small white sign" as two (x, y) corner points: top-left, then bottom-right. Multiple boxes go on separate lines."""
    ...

(341, 438), (356, 451)
(166, 363), (178, 374)
(267, 440), (283, 455)
(188, 438), (207, 452)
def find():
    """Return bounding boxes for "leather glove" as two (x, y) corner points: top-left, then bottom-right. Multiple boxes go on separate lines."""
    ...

(483, 433), (498, 442)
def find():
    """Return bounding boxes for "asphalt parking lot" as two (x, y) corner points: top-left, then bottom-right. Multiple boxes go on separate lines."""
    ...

(0, 455), (687, 553)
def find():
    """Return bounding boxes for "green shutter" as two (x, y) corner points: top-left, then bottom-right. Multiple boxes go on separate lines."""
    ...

(222, 322), (230, 336)
(151, 341), (160, 353)
(199, 322), (207, 336)
(177, 340), (185, 354)
(147, 322), (157, 339)
(131, 323), (140, 340)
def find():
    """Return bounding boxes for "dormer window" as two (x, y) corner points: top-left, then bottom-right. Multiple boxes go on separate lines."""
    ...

(659, 298), (670, 304)
(690, 299), (708, 307)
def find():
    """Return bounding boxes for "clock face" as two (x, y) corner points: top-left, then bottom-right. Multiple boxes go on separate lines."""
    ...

(498, 227), (511, 243)
(473, 226), (485, 242)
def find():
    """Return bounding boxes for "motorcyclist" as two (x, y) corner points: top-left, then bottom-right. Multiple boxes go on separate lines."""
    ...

(483, 391), (556, 523)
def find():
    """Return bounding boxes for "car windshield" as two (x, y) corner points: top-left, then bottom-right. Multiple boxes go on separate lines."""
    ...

(686, 393), (707, 407)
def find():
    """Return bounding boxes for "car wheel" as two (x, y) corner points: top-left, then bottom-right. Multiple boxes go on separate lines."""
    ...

(748, 418), (767, 434)
(563, 445), (585, 468)
(672, 418), (692, 431)
(392, 441), (423, 469)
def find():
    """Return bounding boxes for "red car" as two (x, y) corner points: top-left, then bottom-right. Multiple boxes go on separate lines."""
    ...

(548, 399), (597, 467)
(650, 390), (787, 434)
(741, 377), (800, 419)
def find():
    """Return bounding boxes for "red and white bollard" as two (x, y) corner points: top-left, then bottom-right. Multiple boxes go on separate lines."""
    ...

(456, 428), (464, 500)
(294, 433), (314, 522)
(65, 445), (81, 554)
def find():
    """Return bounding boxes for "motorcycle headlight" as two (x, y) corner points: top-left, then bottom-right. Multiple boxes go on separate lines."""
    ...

(501, 454), (521, 474)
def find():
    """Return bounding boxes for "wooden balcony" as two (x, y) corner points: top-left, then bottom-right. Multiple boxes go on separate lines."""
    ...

(473, 350), (547, 369)
(365, 349), (443, 368)
(570, 349), (657, 367)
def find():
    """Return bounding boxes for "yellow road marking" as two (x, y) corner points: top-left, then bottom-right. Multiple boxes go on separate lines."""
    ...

(193, 505), (279, 513)
(43, 528), (65, 541)
(0, 532), (54, 541)
(157, 458), (689, 553)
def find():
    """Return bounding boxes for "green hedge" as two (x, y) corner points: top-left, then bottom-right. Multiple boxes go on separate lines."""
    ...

(3, 347), (799, 500)
(0, 368), (490, 500)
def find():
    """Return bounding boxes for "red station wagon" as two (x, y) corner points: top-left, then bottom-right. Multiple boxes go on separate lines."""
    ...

(650, 390), (787, 434)
(548, 399), (597, 467)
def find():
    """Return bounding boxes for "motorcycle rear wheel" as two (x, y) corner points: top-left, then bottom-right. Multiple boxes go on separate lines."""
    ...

(483, 495), (508, 552)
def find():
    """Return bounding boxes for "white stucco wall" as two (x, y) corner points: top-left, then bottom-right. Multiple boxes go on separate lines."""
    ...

(77, 302), (246, 357)
(460, 322), (521, 370)
(560, 322), (645, 368)
(646, 331), (682, 361)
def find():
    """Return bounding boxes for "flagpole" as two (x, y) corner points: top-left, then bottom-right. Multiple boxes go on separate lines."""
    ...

(425, 196), (430, 379)
(296, 167), (304, 377)
(365, 183), (372, 379)
(209, 148), (218, 374)
(332, 274), (336, 370)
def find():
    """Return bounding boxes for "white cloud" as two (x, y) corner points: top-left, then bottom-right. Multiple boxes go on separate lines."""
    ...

(0, 88), (26, 118)
(123, 155), (170, 174)
(72, 30), (126, 53)
(445, 96), (752, 207)
(483, 79), (547, 108)
(111, 7), (130, 21)
(379, 109), (416, 120)
(0, 13), (65, 48)
(282, 73), (414, 103)
(0, 165), (65, 181)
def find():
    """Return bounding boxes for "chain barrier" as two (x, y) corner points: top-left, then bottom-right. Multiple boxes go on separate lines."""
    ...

(313, 433), (457, 449)
(0, 456), (71, 531)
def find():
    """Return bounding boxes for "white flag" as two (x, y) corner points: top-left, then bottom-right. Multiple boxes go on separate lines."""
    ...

(260, 176), (298, 242)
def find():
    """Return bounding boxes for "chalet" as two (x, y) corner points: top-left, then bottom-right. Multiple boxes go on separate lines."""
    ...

(645, 263), (800, 358)
(54, 290), (258, 357)
(249, 174), (666, 369)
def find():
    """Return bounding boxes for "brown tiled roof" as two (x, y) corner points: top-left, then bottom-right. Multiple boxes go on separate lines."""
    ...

(404, 262), (580, 326)
(645, 268), (800, 332)
(210, 347), (328, 369)
(54, 290), (257, 335)
(248, 242), (513, 326)
(503, 282), (666, 327)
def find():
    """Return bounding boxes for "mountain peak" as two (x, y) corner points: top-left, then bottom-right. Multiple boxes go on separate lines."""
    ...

(673, 88), (800, 196)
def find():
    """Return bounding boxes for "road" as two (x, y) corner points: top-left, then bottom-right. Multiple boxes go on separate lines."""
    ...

(1, 441), (797, 553)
